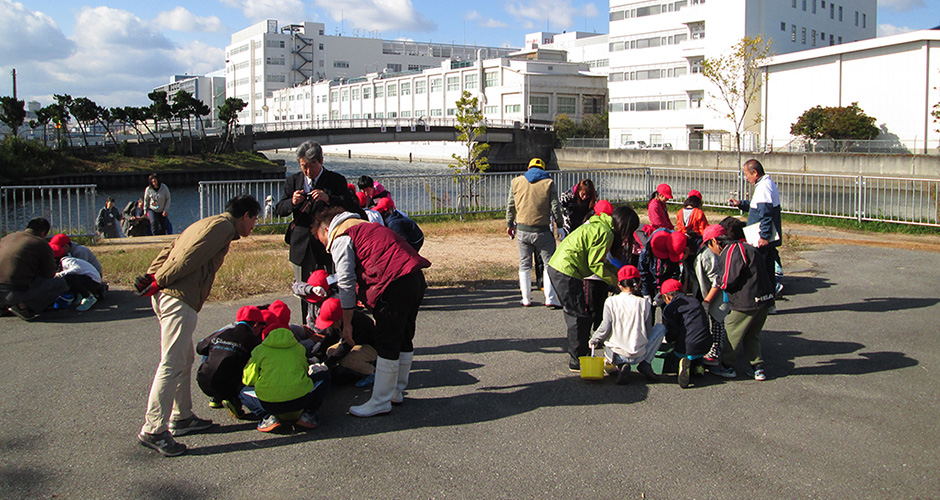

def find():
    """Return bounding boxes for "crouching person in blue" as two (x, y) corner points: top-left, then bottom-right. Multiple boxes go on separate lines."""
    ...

(659, 279), (713, 389)
(239, 321), (330, 432)
(313, 205), (431, 417)
(196, 305), (265, 420)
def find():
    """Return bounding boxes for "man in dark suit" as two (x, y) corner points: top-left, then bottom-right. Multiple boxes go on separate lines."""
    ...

(276, 141), (359, 318)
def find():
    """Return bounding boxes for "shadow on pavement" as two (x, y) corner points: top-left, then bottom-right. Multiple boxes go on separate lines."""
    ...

(417, 337), (562, 356)
(765, 329), (919, 378)
(24, 290), (155, 324)
(776, 297), (940, 315)
(781, 275), (834, 296)
(422, 283), (533, 311)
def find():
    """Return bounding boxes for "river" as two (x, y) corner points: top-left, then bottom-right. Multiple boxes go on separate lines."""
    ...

(99, 152), (452, 232)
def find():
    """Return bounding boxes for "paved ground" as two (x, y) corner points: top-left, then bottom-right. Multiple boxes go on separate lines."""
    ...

(1, 240), (939, 499)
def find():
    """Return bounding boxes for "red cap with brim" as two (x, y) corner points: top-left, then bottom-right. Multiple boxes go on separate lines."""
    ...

(356, 191), (369, 208)
(661, 279), (682, 294)
(315, 298), (343, 330)
(236, 305), (263, 323)
(688, 189), (702, 200)
(701, 224), (726, 242)
(268, 299), (291, 325)
(594, 199), (613, 216)
(656, 183), (673, 200)
(617, 265), (639, 282)
(305, 270), (330, 304)
(375, 197), (395, 213)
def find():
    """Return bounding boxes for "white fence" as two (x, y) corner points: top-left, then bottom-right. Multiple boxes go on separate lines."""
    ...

(1, 185), (98, 236)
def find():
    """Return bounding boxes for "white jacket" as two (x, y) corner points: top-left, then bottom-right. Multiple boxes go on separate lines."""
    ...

(590, 293), (653, 359)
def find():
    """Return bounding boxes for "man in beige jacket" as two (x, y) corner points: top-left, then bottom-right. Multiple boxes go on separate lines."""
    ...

(136, 195), (260, 457)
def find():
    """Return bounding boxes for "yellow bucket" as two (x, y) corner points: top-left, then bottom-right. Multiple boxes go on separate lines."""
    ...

(580, 349), (606, 380)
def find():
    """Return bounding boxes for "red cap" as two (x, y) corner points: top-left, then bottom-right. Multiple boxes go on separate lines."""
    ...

(667, 231), (687, 262)
(656, 183), (673, 200)
(661, 279), (683, 295)
(593, 199), (613, 216)
(687, 189), (702, 200)
(347, 183), (356, 192)
(701, 224), (726, 242)
(261, 323), (290, 339)
(305, 270), (330, 304)
(261, 310), (278, 325)
(650, 230), (686, 263)
(617, 265), (639, 282)
(315, 298), (343, 330)
(236, 305), (263, 323)
(268, 299), (291, 325)
(355, 191), (369, 208)
(49, 233), (71, 258)
(375, 197), (395, 213)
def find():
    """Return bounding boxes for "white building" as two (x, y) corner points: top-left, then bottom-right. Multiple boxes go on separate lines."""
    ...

(152, 72), (226, 127)
(525, 31), (611, 75)
(760, 29), (940, 154)
(225, 20), (516, 125)
(263, 49), (608, 131)
(606, 0), (877, 150)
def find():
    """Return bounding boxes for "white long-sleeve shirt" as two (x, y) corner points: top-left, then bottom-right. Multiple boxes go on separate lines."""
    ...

(590, 293), (653, 359)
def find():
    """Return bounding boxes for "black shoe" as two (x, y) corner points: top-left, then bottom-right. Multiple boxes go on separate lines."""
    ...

(168, 415), (215, 436)
(8, 304), (37, 321)
(568, 359), (580, 372)
(637, 361), (659, 382)
(138, 431), (186, 457)
(678, 357), (691, 389)
(616, 364), (631, 385)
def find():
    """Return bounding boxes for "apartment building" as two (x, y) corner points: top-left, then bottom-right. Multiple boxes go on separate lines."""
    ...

(151, 73), (226, 127)
(606, 0), (877, 150)
(225, 20), (516, 125)
(263, 49), (607, 129)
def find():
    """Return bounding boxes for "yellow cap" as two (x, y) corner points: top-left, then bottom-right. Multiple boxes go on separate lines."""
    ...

(527, 158), (545, 169)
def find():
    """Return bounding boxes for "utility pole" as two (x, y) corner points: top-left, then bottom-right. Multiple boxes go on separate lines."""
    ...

(11, 68), (16, 98)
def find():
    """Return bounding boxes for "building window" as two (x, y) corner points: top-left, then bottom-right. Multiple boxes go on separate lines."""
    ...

(485, 71), (499, 87)
(838, 36), (842, 44)
(830, 34), (834, 45)
(401, 111), (411, 118)
(415, 80), (427, 94)
(791, 25), (797, 42)
(557, 96), (577, 115)
(504, 104), (521, 113)
(330, 90), (338, 102)
(334, 61), (349, 68)
(387, 63), (402, 73)
(363, 87), (371, 99)
(863, 13), (866, 28)
(464, 73), (478, 89)
(781, 22), (786, 31)
(375, 85), (384, 98)
(319, 43), (324, 50)
(430, 78), (442, 93)
(446, 76), (459, 91)
(341, 89), (348, 102)
(811, 29), (816, 46)
(430, 109), (442, 117)
(855, 11), (859, 26)
(812, 0), (816, 14)
(838, 6), (842, 21)
(801, 0), (806, 11)
(484, 105), (498, 114)
(352, 88), (360, 100)
(400, 82), (411, 95)
(446, 108), (456, 116)
(830, 3), (835, 19)
(266, 74), (286, 82)
(529, 95), (550, 114)
(387, 84), (397, 97)
(792, 0), (796, 7)
(801, 27), (806, 44)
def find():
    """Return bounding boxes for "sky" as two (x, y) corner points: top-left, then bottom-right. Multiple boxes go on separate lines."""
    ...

(0, 0), (936, 108)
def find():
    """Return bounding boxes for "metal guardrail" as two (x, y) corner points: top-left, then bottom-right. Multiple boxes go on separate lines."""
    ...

(250, 118), (552, 133)
(1, 185), (98, 236)
(198, 169), (940, 227)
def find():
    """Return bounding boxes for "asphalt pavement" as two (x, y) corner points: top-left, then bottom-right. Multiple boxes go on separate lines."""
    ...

(1, 241), (938, 499)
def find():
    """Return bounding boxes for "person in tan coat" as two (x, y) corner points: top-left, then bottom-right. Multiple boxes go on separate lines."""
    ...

(135, 195), (261, 457)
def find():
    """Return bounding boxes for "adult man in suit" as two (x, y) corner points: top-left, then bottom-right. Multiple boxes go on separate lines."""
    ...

(276, 141), (359, 318)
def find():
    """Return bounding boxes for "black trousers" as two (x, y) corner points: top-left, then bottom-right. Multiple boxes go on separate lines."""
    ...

(371, 271), (427, 360)
(548, 266), (591, 363)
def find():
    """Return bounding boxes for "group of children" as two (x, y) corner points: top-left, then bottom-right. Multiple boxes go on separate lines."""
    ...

(349, 175), (424, 252)
(588, 184), (777, 387)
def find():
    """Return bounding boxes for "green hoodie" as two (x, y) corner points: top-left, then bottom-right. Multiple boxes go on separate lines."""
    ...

(547, 213), (617, 285)
(242, 327), (313, 403)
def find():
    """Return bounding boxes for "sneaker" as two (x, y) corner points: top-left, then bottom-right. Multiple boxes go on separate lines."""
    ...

(222, 399), (247, 420)
(702, 355), (719, 367)
(76, 295), (97, 312)
(615, 364), (631, 385)
(636, 361), (659, 382)
(521, 300), (531, 307)
(257, 414), (282, 433)
(768, 304), (777, 314)
(208, 397), (224, 409)
(568, 359), (580, 373)
(138, 430), (186, 457)
(545, 303), (563, 310)
(709, 364), (737, 379)
(677, 357), (691, 389)
(775, 282), (784, 298)
(168, 415), (215, 436)
(8, 304), (37, 322)
(753, 365), (767, 381)
(295, 411), (319, 430)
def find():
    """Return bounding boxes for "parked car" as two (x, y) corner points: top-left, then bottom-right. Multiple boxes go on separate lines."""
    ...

(619, 140), (647, 149)
(648, 143), (673, 150)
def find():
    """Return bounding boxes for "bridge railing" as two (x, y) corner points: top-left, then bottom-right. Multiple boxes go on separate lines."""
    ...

(198, 169), (940, 227)
(250, 118), (552, 134)
(1, 185), (98, 236)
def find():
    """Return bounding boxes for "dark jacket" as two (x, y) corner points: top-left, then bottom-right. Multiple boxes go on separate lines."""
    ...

(662, 293), (712, 356)
(275, 169), (360, 267)
(638, 228), (681, 298)
(0, 229), (58, 289)
(196, 321), (262, 400)
(383, 210), (424, 252)
(96, 206), (122, 238)
(717, 241), (775, 312)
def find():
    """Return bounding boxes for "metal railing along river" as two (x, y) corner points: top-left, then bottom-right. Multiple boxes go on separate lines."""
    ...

(198, 169), (940, 228)
(1, 184), (97, 236)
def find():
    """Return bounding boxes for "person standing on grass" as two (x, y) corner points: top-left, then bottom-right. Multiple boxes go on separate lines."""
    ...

(144, 173), (171, 235)
(135, 195), (260, 457)
(728, 159), (783, 296)
(276, 141), (361, 320)
(506, 158), (564, 308)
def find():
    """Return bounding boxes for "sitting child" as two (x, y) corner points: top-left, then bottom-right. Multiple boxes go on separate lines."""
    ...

(196, 305), (266, 419)
(239, 317), (330, 432)
(308, 298), (378, 386)
(53, 253), (104, 312)
(588, 265), (664, 385)
(659, 279), (713, 389)
(50, 233), (102, 277)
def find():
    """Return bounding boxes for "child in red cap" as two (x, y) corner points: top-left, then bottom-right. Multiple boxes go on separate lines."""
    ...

(589, 265), (664, 384)
(675, 189), (709, 236)
(693, 224), (732, 371)
(308, 298), (379, 385)
(647, 183), (674, 231)
(195, 305), (266, 419)
(659, 279), (713, 388)
(638, 229), (686, 301)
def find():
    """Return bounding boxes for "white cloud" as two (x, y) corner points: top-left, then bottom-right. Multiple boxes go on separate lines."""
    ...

(465, 11), (481, 21)
(72, 6), (173, 51)
(506, 0), (598, 30)
(879, 0), (925, 12)
(153, 7), (226, 33)
(0, 0), (74, 65)
(314, 0), (436, 33)
(220, 0), (307, 22)
(878, 23), (916, 36)
(481, 19), (509, 28)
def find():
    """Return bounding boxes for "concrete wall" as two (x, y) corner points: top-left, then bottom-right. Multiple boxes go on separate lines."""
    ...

(555, 148), (940, 179)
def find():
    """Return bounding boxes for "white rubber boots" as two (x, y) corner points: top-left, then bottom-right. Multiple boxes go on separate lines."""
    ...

(349, 351), (414, 417)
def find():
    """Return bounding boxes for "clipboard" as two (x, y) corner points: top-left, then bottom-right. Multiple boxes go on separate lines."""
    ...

(743, 221), (779, 246)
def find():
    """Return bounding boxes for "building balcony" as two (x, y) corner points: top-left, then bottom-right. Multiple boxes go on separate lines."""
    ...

(677, 2), (706, 24)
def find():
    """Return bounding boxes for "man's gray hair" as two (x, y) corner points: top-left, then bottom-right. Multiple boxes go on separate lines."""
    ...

(296, 141), (323, 163)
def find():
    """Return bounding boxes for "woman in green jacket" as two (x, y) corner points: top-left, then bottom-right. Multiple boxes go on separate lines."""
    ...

(548, 205), (639, 372)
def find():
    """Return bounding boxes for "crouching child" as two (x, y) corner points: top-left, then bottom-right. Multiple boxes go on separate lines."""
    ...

(659, 279), (713, 388)
(196, 305), (265, 419)
(308, 298), (378, 386)
(239, 321), (330, 432)
(588, 265), (664, 385)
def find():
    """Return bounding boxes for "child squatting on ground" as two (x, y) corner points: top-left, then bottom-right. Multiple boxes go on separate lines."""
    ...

(195, 305), (265, 420)
(588, 265), (664, 385)
(659, 278), (713, 389)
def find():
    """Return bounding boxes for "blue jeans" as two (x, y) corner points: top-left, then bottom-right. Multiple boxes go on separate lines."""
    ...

(240, 371), (330, 418)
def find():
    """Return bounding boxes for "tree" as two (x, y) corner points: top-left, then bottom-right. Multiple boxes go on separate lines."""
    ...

(0, 96), (26, 137)
(192, 100), (211, 146)
(701, 36), (773, 166)
(69, 97), (99, 149)
(215, 97), (246, 153)
(790, 103), (879, 151)
(29, 106), (52, 145)
(554, 113), (576, 141)
(148, 90), (175, 144)
(576, 111), (608, 138)
(95, 105), (119, 146)
(448, 91), (491, 213)
(51, 94), (73, 148)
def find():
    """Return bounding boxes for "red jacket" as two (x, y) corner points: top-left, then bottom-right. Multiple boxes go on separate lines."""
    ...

(345, 222), (431, 308)
(647, 198), (674, 230)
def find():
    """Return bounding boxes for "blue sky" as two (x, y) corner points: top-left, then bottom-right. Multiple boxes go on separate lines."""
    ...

(0, 0), (936, 108)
